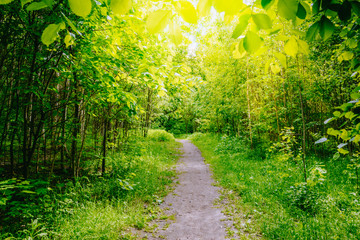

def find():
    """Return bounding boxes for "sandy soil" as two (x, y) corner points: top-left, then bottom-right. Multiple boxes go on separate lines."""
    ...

(145, 139), (235, 240)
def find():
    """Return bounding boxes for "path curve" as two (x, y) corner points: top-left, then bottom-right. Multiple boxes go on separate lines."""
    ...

(148, 139), (233, 240)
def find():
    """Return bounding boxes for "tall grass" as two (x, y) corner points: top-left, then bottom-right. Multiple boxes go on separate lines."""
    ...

(1, 133), (180, 239)
(190, 133), (360, 239)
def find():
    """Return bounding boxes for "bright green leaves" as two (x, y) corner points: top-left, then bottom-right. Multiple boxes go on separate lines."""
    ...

(21, 0), (33, 7)
(213, 0), (245, 15)
(41, 22), (65, 46)
(26, 1), (49, 11)
(146, 10), (171, 34)
(338, 51), (354, 62)
(231, 12), (272, 55)
(252, 14), (272, 30)
(244, 31), (263, 54)
(64, 33), (74, 48)
(177, 0), (198, 24)
(232, 40), (246, 59)
(306, 16), (335, 41)
(197, 0), (212, 17)
(0, 0), (15, 4)
(283, 37), (309, 57)
(69, 0), (92, 18)
(110, 0), (132, 16)
(169, 22), (183, 46)
(297, 39), (310, 55)
(232, 14), (251, 39)
(270, 62), (281, 74)
(284, 37), (298, 57)
(274, 52), (287, 68)
(277, 0), (298, 20)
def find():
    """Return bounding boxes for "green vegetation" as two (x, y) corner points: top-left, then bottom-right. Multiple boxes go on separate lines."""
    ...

(147, 129), (176, 142)
(1, 0), (360, 238)
(1, 136), (180, 239)
(190, 133), (360, 239)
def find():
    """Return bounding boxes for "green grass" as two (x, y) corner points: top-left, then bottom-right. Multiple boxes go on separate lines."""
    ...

(1, 134), (181, 239)
(189, 133), (360, 240)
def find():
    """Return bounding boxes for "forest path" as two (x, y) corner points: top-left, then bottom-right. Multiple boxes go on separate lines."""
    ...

(146, 139), (235, 240)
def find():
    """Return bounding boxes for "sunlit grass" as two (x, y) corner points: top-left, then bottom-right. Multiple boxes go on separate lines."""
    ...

(190, 133), (360, 239)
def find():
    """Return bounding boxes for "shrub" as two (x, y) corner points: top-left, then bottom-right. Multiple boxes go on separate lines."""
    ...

(147, 130), (175, 142)
(187, 132), (203, 141)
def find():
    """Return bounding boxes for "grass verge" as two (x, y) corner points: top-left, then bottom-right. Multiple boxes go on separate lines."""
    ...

(190, 133), (360, 240)
(1, 134), (181, 239)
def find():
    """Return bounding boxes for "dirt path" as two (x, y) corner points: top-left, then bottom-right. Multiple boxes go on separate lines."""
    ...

(146, 139), (235, 240)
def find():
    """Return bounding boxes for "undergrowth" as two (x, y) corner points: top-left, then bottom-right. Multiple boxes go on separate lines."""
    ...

(189, 132), (360, 239)
(1, 132), (180, 239)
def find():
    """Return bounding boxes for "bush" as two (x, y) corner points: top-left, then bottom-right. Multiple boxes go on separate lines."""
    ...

(147, 130), (175, 142)
(187, 132), (203, 141)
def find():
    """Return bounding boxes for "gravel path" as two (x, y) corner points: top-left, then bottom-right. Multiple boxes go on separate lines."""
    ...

(147, 139), (234, 240)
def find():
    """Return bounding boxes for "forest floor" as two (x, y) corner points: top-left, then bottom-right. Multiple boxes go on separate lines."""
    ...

(135, 139), (238, 239)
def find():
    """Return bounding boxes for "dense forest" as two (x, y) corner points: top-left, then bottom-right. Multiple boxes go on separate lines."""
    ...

(1, 0), (360, 239)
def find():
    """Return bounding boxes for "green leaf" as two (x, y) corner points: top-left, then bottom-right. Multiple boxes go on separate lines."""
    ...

(252, 14), (272, 29)
(351, 1), (360, 16)
(327, 128), (340, 136)
(21, 0), (33, 7)
(346, 38), (358, 49)
(213, 0), (244, 15)
(197, 0), (213, 17)
(68, 0), (92, 18)
(64, 33), (74, 47)
(312, 0), (320, 14)
(26, 1), (48, 11)
(339, 148), (351, 157)
(43, 0), (53, 7)
(338, 0), (351, 21)
(306, 21), (320, 41)
(296, 2), (306, 19)
(110, 0), (132, 16)
(21, 190), (37, 194)
(61, 12), (81, 35)
(274, 52), (287, 68)
(243, 31), (263, 54)
(231, 14), (251, 38)
(342, 51), (354, 61)
(146, 10), (172, 34)
(177, 0), (198, 24)
(345, 111), (356, 119)
(41, 22), (65, 46)
(354, 134), (360, 143)
(319, 16), (335, 40)
(169, 22), (183, 46)
(284, 37), (298, 57)
(321, 0), (332, 10)
(297, 39), (310, 55)
(261, 0), (274, 9)
(278, 0), (298, 20)
(0, 0), (15, 4)
(233, 39), (246, 59)
(270, 63), (281, 74)
(333, 111), (341, 117)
